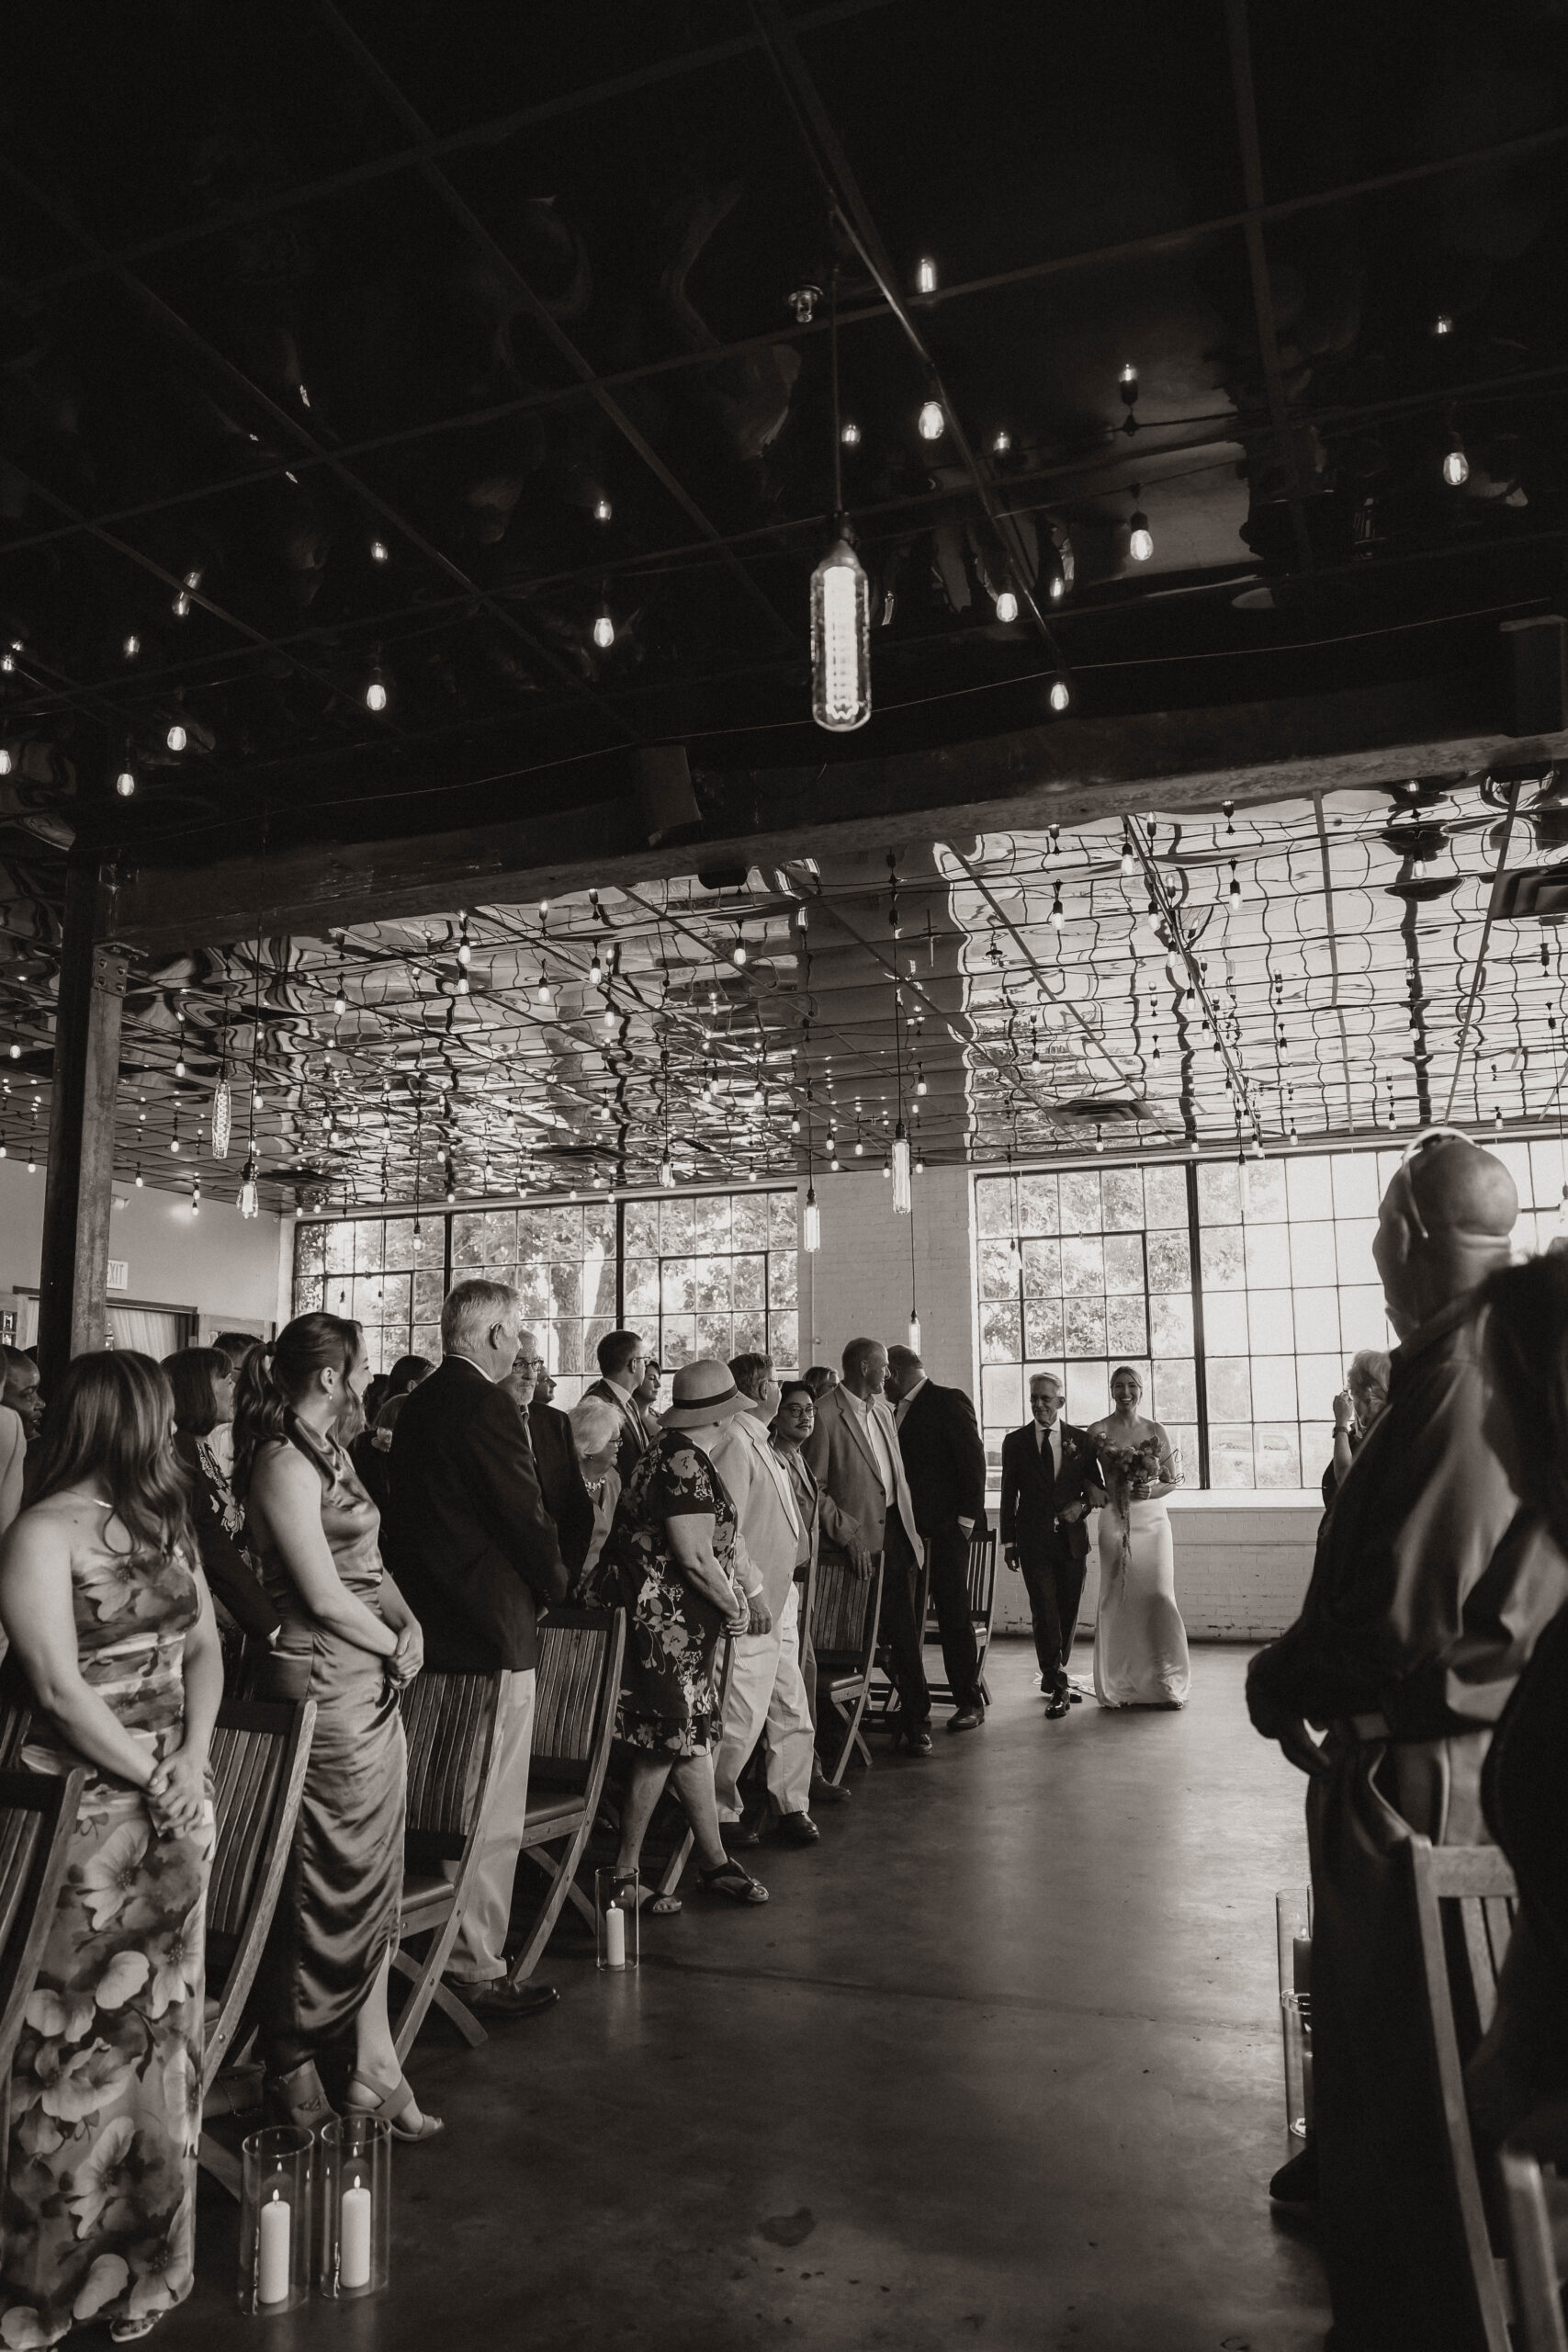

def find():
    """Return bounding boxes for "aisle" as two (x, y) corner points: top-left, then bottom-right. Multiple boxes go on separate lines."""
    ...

(173, 1645), (1330, 2351)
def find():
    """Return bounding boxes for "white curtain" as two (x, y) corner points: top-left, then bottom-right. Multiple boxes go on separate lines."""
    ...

(108, 1306), (187, 1359)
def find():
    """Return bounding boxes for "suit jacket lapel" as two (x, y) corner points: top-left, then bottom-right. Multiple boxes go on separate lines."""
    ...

(838, 1391), (882, 1482)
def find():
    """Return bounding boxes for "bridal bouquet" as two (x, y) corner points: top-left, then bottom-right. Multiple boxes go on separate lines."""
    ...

(1099, 1436), (1165, 1520)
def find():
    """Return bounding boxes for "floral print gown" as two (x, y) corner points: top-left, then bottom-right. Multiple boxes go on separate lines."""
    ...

(588, 1431), (739, 1757)
(0, 1542), (213, 2347)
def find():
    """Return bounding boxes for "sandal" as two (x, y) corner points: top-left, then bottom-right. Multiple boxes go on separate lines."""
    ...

(110, 2324), (158, 2345)
(344, 2068), (445, 2143)
(631, 1883), (682, 1917)
(263, 2058), (334, 2132)
(697, 1860), (769, 1905)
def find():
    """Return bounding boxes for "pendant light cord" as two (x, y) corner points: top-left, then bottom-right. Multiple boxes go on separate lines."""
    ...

(829, 265), (844, 525)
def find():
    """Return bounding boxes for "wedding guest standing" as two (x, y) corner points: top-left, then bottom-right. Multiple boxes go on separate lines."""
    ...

(1086, 1368), (1186, 1708)
(636, 1355), (665, 1435)
(349, 1352), (433, 1519)
(771, 1382), (861, 1807)
(1322, 1348), (1390, 1507)
(886, 1345), (989, 1731)
(388, 1282), (568, 2018)
(585, 1329), (654, 1485)
(236, 1315), (439, 2142)
(581, 1361), (768, 1908)
(999, 1372), (1104, 1718)
(164, 1345), (280, 1658)
(1247, 1135), (1568, 2349)
(804, 1340), (931, 1754)
(567, 1396), (622, 1585)
(530, 1353), (595, 1579)
(0, 1352), (220, 2346)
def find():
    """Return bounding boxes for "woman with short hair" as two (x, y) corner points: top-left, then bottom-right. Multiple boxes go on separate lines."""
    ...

(1324, 1348), (1392, 1506)
(0, 1351), (220, 2345)
(235, 1314), (437, 2141)
(567, 1395), (622, 1586)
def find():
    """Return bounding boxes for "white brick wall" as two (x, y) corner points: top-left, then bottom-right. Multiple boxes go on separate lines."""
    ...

(993, 1492), (1320, 1645)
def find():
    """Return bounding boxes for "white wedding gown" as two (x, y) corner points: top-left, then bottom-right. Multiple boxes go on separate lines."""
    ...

(1092, 1496), (1190, 1707)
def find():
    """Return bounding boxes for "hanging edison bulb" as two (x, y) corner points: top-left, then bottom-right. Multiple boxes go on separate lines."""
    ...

(809, 534), (872, 732)
(238, 1150), (259, 1217)
(908, 1309), (922, 1352)
(592, 609), (615, 650)
(994, 587), (1019, 623)
(659, 1150), (675, 1190)
(211, 1076), (232, 1159)
(803, 1184), (821, 1253)
(1442, 434), (1469, 487)
(892, 1121), (912, 1215)
(917, 399), (944, 441)
(1128, 501), (1154, 562)
(1048, 676), (1072, 712)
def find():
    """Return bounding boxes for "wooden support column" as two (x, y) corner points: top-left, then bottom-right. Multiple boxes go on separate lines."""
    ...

(38, 863), (128, 1395)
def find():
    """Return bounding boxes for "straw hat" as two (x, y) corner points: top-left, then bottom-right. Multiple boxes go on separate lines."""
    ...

(659, 1359), (750, 1430)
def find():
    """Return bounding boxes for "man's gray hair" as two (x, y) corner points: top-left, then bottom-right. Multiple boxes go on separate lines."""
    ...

(1029, 1369), (1064, 1393)
(441, 1278), (521, 1352)
(569, 1396), (621, 1455)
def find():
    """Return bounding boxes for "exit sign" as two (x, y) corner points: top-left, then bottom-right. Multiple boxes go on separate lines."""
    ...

(107, 1261), (129, 1292)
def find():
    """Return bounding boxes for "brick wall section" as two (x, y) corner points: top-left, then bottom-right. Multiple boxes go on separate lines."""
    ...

(992, 1495), (1320, 1644)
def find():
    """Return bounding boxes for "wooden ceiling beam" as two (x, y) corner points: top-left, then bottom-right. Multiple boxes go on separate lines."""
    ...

(106, 671), (1567, 953)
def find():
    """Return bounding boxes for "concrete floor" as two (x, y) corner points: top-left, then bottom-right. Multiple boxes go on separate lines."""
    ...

(173, 1644), (1329, 2351)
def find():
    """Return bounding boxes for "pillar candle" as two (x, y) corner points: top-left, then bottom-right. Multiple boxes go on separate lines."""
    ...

(1292, 1930), (1312, 1996)
(605, 1904), (626, 1969)
(258, 2190), (290, 2305)
(340, 2177), (373, 2291)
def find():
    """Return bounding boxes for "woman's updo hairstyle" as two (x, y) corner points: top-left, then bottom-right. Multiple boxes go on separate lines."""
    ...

(231, 1313), (363, 1498)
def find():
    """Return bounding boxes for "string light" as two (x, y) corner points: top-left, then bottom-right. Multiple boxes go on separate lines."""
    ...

(1442, 432), (1470, 487)
(994, 588), (1019, 624)
(122, 634), (140, 660)
(593, 497), (613, 523)
(366, 672), (388, 712)
(239, 1150), (259, 1218)
(1048, 676), (1071, 712)
(0, 752), (11, 777)
(1228, 860), (1243, 907)
(840, 419), (861, 447)
(916, 256), (937, 294)
(116, 769), (135, 797)
(166, 723), (187, 752)
(1048, 885), (1065, 931)
(592, 609), (615, 650)
(731, 932), (749, 968)
(369, 539), (389, 562)
(803, 1184), (821, 1253)
(917, 399), (944, 441)
(1128, 487), (1153, 563)
(989, 428), (1011, 455)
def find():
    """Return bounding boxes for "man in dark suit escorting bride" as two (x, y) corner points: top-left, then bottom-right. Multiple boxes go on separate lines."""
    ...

(999, 1372), (1105, 1718)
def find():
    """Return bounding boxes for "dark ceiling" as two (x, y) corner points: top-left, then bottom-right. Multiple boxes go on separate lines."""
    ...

(3, 0), (1568, 887)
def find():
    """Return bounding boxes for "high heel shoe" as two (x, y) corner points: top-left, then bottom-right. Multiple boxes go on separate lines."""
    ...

(263, 2058), (334, 2132)
(344, 2068), (444, 2143)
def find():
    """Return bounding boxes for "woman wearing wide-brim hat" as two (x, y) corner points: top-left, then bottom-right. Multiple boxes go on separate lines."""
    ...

(581, 1359), (771, 1906)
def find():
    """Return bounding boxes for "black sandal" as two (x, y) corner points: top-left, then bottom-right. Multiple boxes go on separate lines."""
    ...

(698, 1860), (769, 1905)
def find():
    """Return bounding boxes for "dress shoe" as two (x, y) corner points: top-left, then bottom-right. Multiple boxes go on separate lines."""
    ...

(897, 1724), (934, 1756)
(810, 1774), (852, 1804)
(722, 1820), (761, 1850)
(1044, 1694), (1071, 1720)
(1066, 1689), (1083, 1704)
(1269, 2136), (1318, 2204)
(947, 1705), (985, 1733)
(773, 1811), (820, 1846)
(448, 1975), (559, 2020)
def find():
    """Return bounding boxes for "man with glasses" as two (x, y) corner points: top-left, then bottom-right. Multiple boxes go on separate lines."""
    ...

(1247, 1133), (1568, 2350)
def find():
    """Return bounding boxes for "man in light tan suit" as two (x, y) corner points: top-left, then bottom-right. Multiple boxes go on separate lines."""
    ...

(803, 1336), (932, 1755)
(707, 1396), (819, 1846)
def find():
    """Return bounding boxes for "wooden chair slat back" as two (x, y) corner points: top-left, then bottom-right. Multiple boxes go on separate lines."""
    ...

(965, 1529), (998, 1616)
(400, 1673), (502, 1840)
(1499, 2143), (1568, 2352)
(0, 1806), (41, 1962)
(207, 1718), (290, 1940)
(0, 1768), (86, 2083)
(813, 1560), (874, 1657)
(533, 1613), (615, 1791)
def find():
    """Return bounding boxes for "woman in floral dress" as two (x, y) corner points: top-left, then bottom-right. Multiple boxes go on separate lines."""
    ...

(0, 1352), (221, 2346)
(1087, 1364), (1190, 1708)
(584, 1360), (768, 1908)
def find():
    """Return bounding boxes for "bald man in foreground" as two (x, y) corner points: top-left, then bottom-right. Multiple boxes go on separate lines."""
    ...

(1248, 1134), (1568, 2352)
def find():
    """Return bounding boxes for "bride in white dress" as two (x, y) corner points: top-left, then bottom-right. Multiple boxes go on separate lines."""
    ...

(1087, 1365), (1190, 1708)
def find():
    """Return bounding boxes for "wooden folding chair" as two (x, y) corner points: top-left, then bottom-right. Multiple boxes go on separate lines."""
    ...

(1499, 2141), (1568, 2352)
(511, 1606), (624, 1978)
(198, 1698), (317, 2194)
(811, 1555), (885, 1782)
(392, 1669), (505, 2063)
(920, 1527), (999, 1707)
(0, 1766), (86, 2123)
(1405, 1834), (1520, 2352)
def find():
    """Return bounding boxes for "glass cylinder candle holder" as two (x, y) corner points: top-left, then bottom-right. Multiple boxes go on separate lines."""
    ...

(1275, 1886), (1313, 2001)
(239, 2125), (313, 2315)
(316, 2114), (391, 2300)
(595, 1866), (640, 1970)
(1281, 1993), (1314, 2138)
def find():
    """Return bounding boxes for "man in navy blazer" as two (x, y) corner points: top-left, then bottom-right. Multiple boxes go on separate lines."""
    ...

(999, 1371), (1104, 1719)
(886, 1346), (990, 1731)
(389, 1279), (569, 2018)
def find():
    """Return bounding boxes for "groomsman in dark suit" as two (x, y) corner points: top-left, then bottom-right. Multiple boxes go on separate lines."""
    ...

(526, 1354), (595, 1580)
(583, 1329), (654, 1486)
(886, 1345), (990, 1731)
(999, 1371), (1104, 1719)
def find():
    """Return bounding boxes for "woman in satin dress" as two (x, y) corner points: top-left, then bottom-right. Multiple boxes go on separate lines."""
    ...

(1087, 1364), (1190, 1708)
(233, 1314), (439, 2143)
